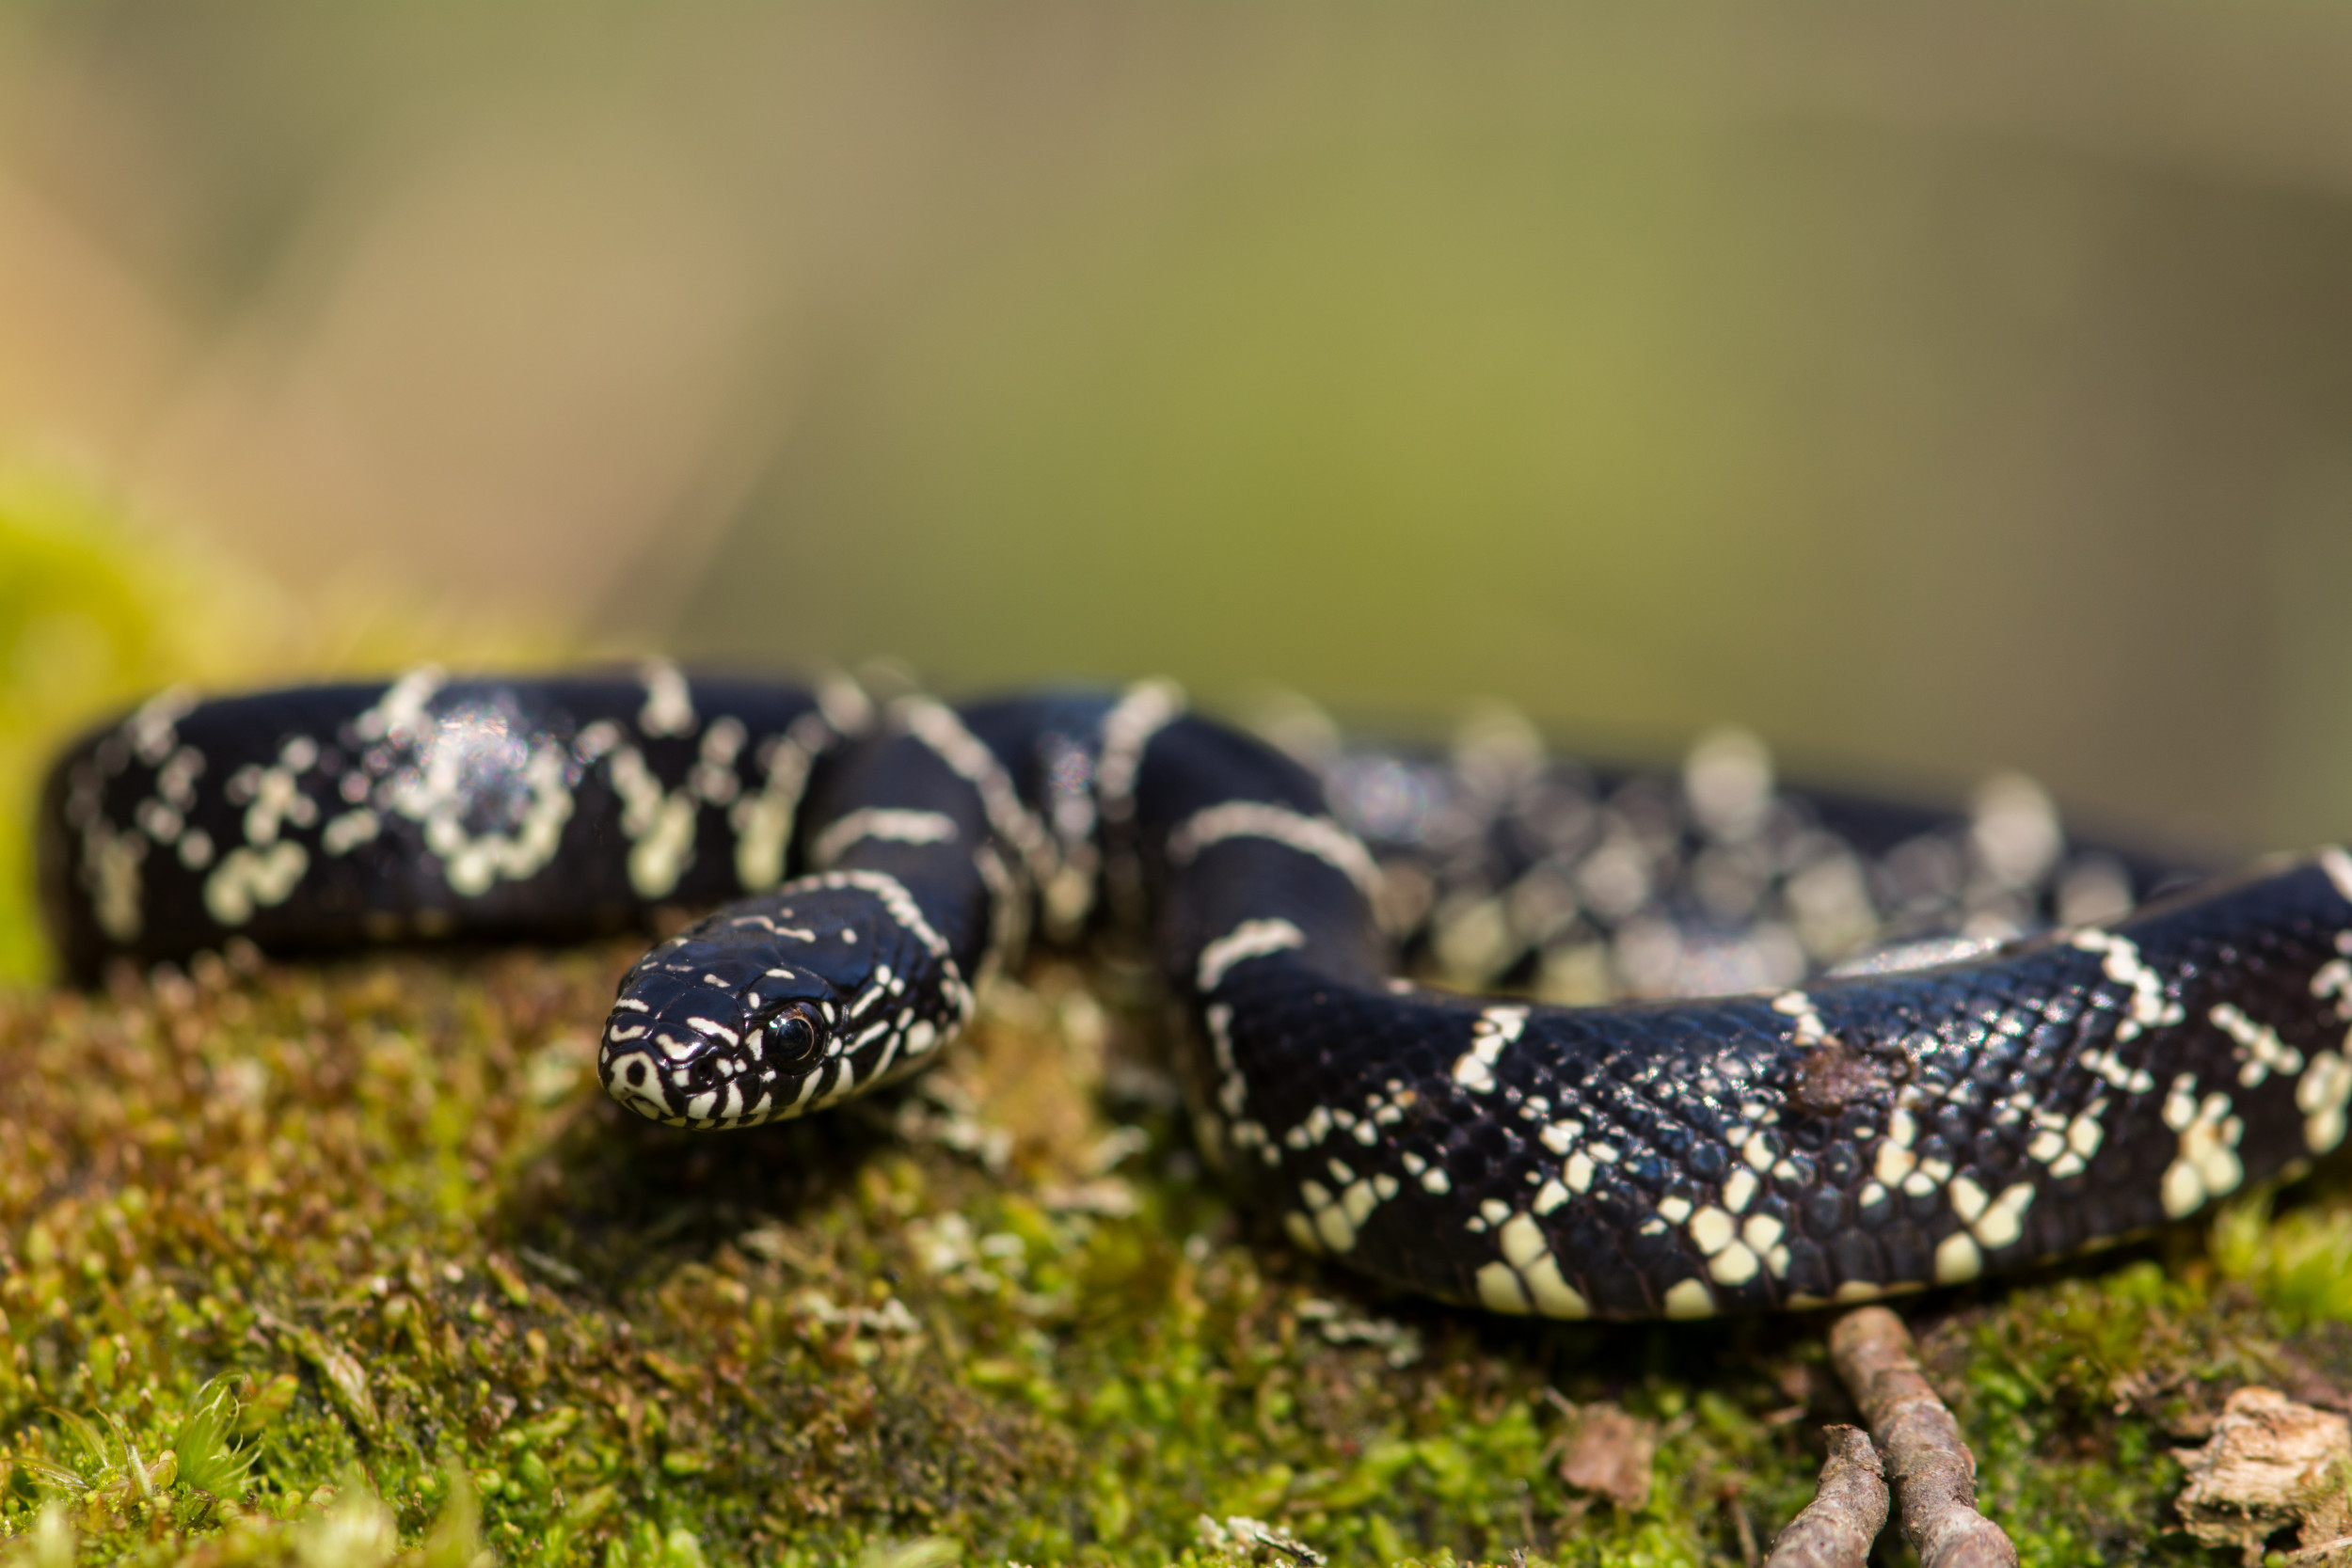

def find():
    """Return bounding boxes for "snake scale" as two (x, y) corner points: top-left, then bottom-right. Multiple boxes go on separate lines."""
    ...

(36, 665), (2352, 1322)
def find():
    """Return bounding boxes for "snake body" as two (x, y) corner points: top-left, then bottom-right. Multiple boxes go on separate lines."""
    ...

(39, 667), (2352, 1320)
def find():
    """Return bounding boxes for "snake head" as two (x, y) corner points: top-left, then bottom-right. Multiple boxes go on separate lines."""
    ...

(599, 928), (845, 1129)
(597, 879), (963, 1128)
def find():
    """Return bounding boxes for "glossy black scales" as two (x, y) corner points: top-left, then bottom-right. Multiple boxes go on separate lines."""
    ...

(38, 666), (870, 982)
(1194, 862), (2352, 1320)
(39, 667), (2352, 1320)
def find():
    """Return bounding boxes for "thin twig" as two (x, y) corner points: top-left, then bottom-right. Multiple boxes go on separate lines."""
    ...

(1731, 1493), (1763, 1568)
(1828, 1307), (2018, 1568)
(1764, 1425), (1885, 1568)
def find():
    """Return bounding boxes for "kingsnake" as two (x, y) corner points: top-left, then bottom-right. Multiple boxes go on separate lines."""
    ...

(36, 666), (2352, 1321)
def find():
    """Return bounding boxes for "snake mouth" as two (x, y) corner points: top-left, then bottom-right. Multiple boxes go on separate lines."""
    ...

(604, 1047), (679, 1120)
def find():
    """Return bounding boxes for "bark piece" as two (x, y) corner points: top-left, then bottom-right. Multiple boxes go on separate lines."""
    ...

(2174, 1386), (2352, 1566)
(1828, 1307), (2017, 1568)
(1766, 1425), (1888, 1568)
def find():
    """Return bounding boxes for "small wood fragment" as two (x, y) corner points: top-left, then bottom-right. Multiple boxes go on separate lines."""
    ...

(2173, 1386), (2352, 1566)
(1765, 1425), (1887, 1568)
(1828, 1307), (2018, 1568)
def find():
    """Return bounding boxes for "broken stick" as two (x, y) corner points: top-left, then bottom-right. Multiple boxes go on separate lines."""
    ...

(1827, 1307), (2018, 1568)
(1764, 1425), (1887, 1568)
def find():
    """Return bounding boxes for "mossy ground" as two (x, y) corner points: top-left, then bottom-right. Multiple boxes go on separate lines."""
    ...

(2, 935), (2350, 1568)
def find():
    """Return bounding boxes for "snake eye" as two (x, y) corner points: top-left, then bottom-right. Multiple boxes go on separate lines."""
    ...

(760, 1001), (825, 1070)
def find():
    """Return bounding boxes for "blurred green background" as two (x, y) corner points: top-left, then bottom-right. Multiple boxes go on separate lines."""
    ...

(5, 1), (2352, 981)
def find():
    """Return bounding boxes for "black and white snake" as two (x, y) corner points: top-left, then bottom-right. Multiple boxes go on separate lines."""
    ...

(37, 667), (2352, 1321)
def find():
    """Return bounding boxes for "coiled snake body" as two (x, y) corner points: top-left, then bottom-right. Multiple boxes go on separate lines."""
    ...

(39, 667), (2352, 1321)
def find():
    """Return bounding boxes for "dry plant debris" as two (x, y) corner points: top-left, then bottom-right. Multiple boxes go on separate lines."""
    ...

(1551, 1404), (1656, 1513)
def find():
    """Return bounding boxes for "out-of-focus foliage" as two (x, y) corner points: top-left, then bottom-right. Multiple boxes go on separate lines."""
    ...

(2212, 1186), (2352, 1331)
(0, 461), (284, 982)
(0, 456), (572, 984)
